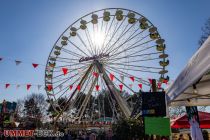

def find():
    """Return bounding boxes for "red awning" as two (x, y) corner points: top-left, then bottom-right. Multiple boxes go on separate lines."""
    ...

(171, 111), (210, 129)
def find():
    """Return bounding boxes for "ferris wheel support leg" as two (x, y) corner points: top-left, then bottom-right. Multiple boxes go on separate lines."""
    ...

(94, 60), (131, 118)
(53, 64), (93, 126)
(76, 78), (97, 122)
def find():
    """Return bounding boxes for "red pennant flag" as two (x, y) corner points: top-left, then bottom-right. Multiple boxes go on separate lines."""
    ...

(109, 73), (114, 81)
(62, 68), (68, 75)
(148, 78), (152, 84)
(95, 85), (100, 91)
(47, 85), (53, 91)
(138, 84), (142, 89)
(5, 84), (10, 89)
(93, 72), (99, 78)
(77, 85), (81, 91)
(69, 85), (73, 90)
(163, 79), (168, 84)
(157, 82), (162, 89)
(119, 84), (123, 91)
(130, 76), (135, 82)
(27, 84), (31, 90)
(32, 63), (39, 68)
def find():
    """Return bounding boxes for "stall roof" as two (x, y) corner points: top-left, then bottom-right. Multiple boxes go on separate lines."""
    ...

(167, 37), (210, 106)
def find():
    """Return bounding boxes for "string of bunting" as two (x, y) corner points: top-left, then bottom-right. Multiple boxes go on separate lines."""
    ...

(0, 56), (44, 68)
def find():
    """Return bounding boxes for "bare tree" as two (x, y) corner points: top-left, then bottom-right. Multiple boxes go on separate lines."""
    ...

(199, 17), (210, 46)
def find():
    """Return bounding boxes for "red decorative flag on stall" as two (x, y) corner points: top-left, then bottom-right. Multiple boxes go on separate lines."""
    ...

(157, 82), (162, 89)
(69, 85), (73, 90)
(93, 72), (99, 78)
(130, 76), (135, 82)
(62, 68), (68, 75)
(163, 79), (168, 84)
(138, 83), (142, 89)
(77, 85), (81, 91)
(148, 78), (152, 84)
(95, 85), (100, 91)
(109, 73), (114, 81)
(119, 84), (123, 91)
(47, 85), (53, 91)
(27, 84), (31, 90)
(5, 84), (10, 89)
(32, 63), (39, 68)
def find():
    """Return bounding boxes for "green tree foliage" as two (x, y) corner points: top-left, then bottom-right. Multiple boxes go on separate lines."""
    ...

(112, 118), (144, 140)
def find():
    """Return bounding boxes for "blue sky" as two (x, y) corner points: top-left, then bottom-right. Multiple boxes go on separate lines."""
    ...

(0, 0), (210, 102)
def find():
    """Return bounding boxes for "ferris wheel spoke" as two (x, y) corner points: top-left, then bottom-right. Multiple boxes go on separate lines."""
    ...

(99, 15), (116, 54)
(77, 33), (94, 56)
(61, 47), (84, 58)
(107, 64), (159, 73)
(107, 51), (160, 62)
(109, 57), (160, 64)
(104, 69), (136, 94)
(53, 62), (89, 69)
(107, 62), (162, 70)
(109, 38), (153, 59)
(108, 26), (150, 55)
(68, 40), (90, 57)
(56, 56), (81, 62)
(53, 65), (88, 73)
(105, 66), (150, 85)
(84, 29), (95, 55)
(53, 73), (79, 87)
(104, 21), (138, 54)
(102, 16), (128, 54)
(109, 33), (151, 57)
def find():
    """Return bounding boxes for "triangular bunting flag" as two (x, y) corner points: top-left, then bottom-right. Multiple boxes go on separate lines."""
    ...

(47, 85), (53, 91)
(157, 82), (162, 89)
(16, 84), (20, 89)
(163, 79), (168, 84)
(148, 78), (152, 84)
(62, 68), (68, 75)
(109, 73), (114, 81)
(69, 85), (73, 90)
(119, 84), (123, 91)
(15, 60), (21, 65)
(38, 85), (42, 90)
(120, 75), (124, 82)
(77, 85), (81, 91)
(93, 72), (99, 78)
(5, 84), (10, 89)
(95, 85), (100, 91)
(32, 63), (39, 68)
(138, 84), (142, 89)
(129, 84), (133, 89)
(27, 84), (31, 90)
(130, 76), (135, 82)
(59, 85), (63, 90)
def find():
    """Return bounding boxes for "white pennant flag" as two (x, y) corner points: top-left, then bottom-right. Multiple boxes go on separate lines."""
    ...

(120, 75), (124, 82)
(38, 85), (42, 90)
(15, 60), (22, 65)
(16, 85), (20, 89)
(59, 85), (63, 90)
(129, 84), (133, 89)
(99, 73), (103, 77)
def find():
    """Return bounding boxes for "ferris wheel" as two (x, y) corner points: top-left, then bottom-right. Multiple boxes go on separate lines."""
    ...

(45, 8), (169, 123)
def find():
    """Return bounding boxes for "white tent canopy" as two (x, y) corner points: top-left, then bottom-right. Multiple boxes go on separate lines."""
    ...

(167, 37), (210, 106)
